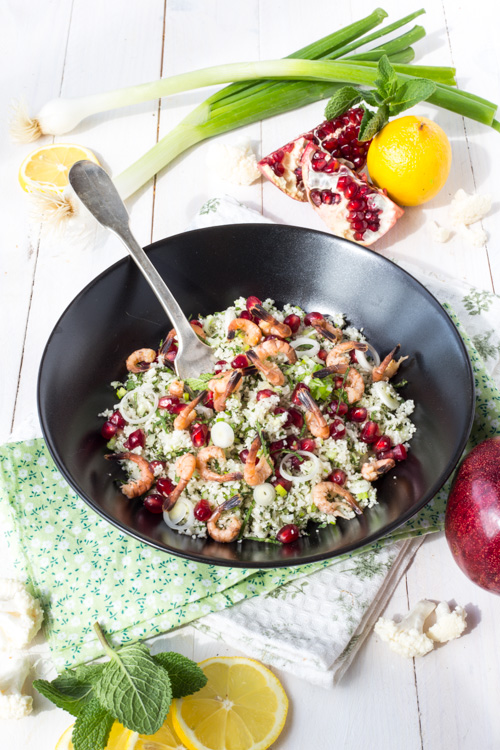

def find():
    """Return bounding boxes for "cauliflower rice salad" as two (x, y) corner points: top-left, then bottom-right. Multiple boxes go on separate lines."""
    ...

(100, 296), (415, 544)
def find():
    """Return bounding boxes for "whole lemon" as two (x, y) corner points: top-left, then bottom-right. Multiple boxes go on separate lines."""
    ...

(366, 115), (452, 206)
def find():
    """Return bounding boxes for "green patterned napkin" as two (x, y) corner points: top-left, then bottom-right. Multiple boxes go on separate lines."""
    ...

(0, 307), (498, 671)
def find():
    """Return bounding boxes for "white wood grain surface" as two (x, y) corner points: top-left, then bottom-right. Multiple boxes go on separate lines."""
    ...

(1, 1), (500, 748)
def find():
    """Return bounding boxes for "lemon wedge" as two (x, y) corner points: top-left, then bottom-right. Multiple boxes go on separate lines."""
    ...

(172, 657), (288, 750)
(18, 143), (99, 193)
(126, 711), (187, 750)
(55, 721), (132, 750)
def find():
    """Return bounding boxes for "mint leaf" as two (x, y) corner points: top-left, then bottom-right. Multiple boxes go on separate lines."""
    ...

(153, 652), (208, 699)
(358, 104), (389, 141)
(94, 643), (172, 735)
(374, 55), (399, 99)
(360, 90), (380, 107)
(74, 664), (106, 684)
(72, 697), (114, 750)
(324, 86), (362, 121)
(388, 79), (436, 116)
(34, 673), (94, 717)
(184, 372), (214, 391)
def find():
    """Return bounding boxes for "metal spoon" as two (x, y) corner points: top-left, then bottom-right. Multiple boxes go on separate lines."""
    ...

(68, 160), (216, 380)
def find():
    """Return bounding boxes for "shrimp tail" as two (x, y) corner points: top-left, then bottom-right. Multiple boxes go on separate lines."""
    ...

(247, 303), (272, 323)
(210, 494), (242, 520)
(313, 365), (347, 379)
(296, 388), (318, 412)
(311, 321), (338, 343)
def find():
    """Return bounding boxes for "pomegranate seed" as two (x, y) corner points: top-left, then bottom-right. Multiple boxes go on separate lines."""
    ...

(378, 449), (394, 461)
(124, 429), (145, 450)
(334, 376), (344, 389)
(310, 189), (322, 207)
(246, 296), (262, 311)
(374, 435), (392, 454)
(273, 407), (292, 428)
(352, 219), (367, 231)
(109, 411), (125, 429)
(353, 232), (365, 241)
(205, 391), (215, 410)
(304, 311), (324, 327)
(231, 354), (248, 369)
(101, 421), (117, 439)
(347, 198), (365, 212)
(273, 163), (285, 177)
(321, 190), (333, 204)
(239, 310), (252, 321)
(194, 499), (212, 522)
(291, 382), (309, 405)
(214, 360), (227, 374)
(156, 477), (176, 496)
(149, 460), (165, 473)
(300, 438), (316, 453)
(337, 175), (351, 191)
(190, 423), (209, 448)
(257, 389), (275, 401)
(294, 166), (303, 180)
(329, 469), (347, 485)
(348, 407), (367, 422)
(329, 419), (346, 440)
(392, 444), (408, 461)
(191, 320), (203, 329)
(286, 436), (301, 451)
(318, 349), (328, 361)
(270, 439), (287, 454)
(270, 476), (293, 493)
(322, 138), (338, 152)
(171, 403), (187, 414)
(350, 350), (358, 363)
(283, 313), (301, 333)
(263, 334), (282, 342)
(358, 184), (371, 196)
(288, 407), (304, 429)
(239, 449), (250, 463)
(143, 494), (164, 514)
(289, 455), (304, 470)
(158, 395), (180, 412)
(360, 421), (380, 444)
(323, 161), (340, 175)
(328, 400), (348, 417)
(277, 524), (300, 544)
(345, 183), (358, 199)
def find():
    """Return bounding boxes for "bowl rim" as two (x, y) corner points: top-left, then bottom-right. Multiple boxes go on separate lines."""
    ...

(37, 224), (475, 567)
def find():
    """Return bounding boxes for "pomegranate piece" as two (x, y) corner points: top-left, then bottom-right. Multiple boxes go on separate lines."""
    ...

(124, 429), (145, 450)
(190, 422), (209, 448)
(374, 435), (392, 454)
(328, 399), (348, 417)
(246, 296), (262, 311)
(286, 436), (301, 451)
(109, 411), (126, 429)
(392, 443), (407, 461)
(231, 354), (248, 369)
(291, 382), (309, 405)
(158, 395), (180, 412)
(239, 449), (250, 463)
(194, 499), (212, 522)
(273, 406), (292, 427)
(256, 389), (275, 401)
(149, 459), (165, 473)
(277, 524), (300, 544)
(301, 143), (404, 246)
(258, 108), (369, 201)
(300, 438), (316, 453)
(101, 421), (117, 440)
(318, 349), (328, 362)
(164, 343), (178, 362)
(270, 439), (287, 454)
(214, 360), (227, 374)
(329, 469), (347, 485)
(329, 419), (346, 440)
(156, 477), (176, 496)
(205, 391), (215, 410)
(359, 421), (380, 444)
(270, 475), (293, 493)
(304, 311), (323, 327)
(348, 406), (367, 423)
(143, 494), (164, 514)
(288, 407), (304, 429)
(283, 313), (301, 333)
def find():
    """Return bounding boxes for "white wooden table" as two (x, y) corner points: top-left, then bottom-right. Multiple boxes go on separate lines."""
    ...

(1, 1), (500, 748)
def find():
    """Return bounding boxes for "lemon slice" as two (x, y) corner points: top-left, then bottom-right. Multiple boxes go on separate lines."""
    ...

(126, 712), (187, 750)
(172, 657), (288, 750)
(19, 143), (99, 193)
(55, 721), (133, 750)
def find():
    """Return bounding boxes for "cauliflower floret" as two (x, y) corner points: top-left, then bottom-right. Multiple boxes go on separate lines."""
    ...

(429, 221), (451, 243)
(427, 601), (467, 643)
(206, 139), (261, 185)
(0, 653), (32, 719)
(374, 600), (436, 657)
(450, 188), (491, 226)
(0, 580), (43, 651)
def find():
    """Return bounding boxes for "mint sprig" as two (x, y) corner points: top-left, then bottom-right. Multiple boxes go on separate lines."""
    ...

(72, 698), (114, 750)
(184, 371), (214, 391)
(33, 672), (95, 717)
(324, 55), (437, 141)
(152, 652), (208, 699)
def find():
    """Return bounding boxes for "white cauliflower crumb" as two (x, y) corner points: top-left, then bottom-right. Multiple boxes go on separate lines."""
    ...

(450, 188), (492, 226)
(374, 600), (436, 657)
(0, 579), (43, 651)
(429, 221), (451, 243)
(427, 601), (467, 643)
(0, 653), (32, 719)
(206, 139), (261, 185)
(458, 223), (488, 248)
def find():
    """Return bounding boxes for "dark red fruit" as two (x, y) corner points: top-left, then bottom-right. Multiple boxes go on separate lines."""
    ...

(374, 435), (392, 454)
(239, 449), (250, 463)
(286, 436), (301, 451)
(348, 406), (367, 423)
(194, 499), (212, 522)
(101, 421), (117, 439)
(158, 395), (180, 412)
(359, 421), (380, 443)
(231, 354), (248, 369)
(191, 320), (203, 329)
(329, 419), (346, 440)
(329, 469), (347, 485)
(190, 422), (209, 448)
(246, 296), (262, 311)
(445, 437), (500, 594)
(257, 389), (275, 401)
(273, 406), (292, 427)
(270, 439), (287, 454)
(328, 400), (348, 417)
(271, 476), (293, 493)
(350, 349), (358, 363)
(214, 360), (227, 374)
(300, 438), (316, 453)
(392, 443), (407, 461)
(143, 494), (164, 513)
(304, 311), (323, 327)
(109, 411), (125, 429)
(377, 450), (394, 461)
(291, 382), (309, 405)
(124, 429), (145, 450)
(318, 349), (328, 362)
(205, 391), (215, 410)
(171, 403), (187, 415)
(239, 310), (253, 321)
(149, 460), (165, 473)
(156, 477), (176, 496)
(164, 343), (178, 362)
(277, 524), (300, 544)
(288, 407), (304, 429)
(283, 313), (301, 333)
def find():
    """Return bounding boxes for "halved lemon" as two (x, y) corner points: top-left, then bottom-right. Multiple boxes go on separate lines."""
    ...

(172, 657), (288, 750)
(126, 711), (187, 750)
(55, 721), (132, 750)
(18, 143), (99, 193)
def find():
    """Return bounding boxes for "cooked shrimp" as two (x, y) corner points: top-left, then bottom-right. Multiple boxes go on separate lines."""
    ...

(208, 370), (243, 411)
(343, 368), (365, 403)
(165, 453), (197, 510)
(207, 495), (242, 543)
(168, 379), (184, 398)
(196, 446), (243, 483)
(295, 386), (329, 439)
(311, 318), (342, 343)
(159, 322), (207, 363)
(227, 318), (262, 347)
(325, 341), (368, 370)
(105, 452), (154, 499)
(312, 481), (362, 517)
(247, 339), (297, 386)
(361, 457), (395, 481)
(248, 302), (292, 338)
(243, 436), (273, 487)
(372, 345), (408, 382)
(173, 391), (207, 430)
(126, 348), (157, 373)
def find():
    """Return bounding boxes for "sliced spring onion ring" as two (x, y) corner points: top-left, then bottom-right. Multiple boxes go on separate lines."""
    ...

(372, 381), (400, 410)
(253, 483), (276, 506)
(356, 342), (381, 372)
(279, 450), (320, 483)
(163, 500), (195, 531)
(119, 386), (159, 424)
(211, 421), (235, 448)
(290, 337), (320, 357)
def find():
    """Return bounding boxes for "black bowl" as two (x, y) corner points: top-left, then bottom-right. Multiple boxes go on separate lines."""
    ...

(38, 224), (474, 568)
